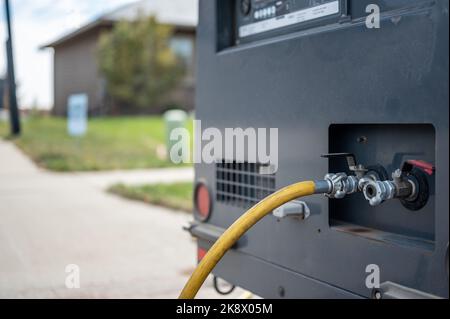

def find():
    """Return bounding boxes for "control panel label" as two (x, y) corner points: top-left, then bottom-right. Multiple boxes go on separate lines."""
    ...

(239, 0), (340, 38)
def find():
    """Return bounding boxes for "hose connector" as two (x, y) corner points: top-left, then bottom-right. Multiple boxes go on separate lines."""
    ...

(362, 180), (396, 206)
(361, 169), (418, 207)
(324, 173), (359, 199)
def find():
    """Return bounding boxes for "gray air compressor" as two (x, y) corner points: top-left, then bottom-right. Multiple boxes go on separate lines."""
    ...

(185, 0), (449, 299)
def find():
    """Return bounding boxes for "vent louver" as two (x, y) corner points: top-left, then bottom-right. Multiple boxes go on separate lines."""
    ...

(216, 161), (276, 208)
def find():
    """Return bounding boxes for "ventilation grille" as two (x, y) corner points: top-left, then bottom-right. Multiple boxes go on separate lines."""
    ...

(216, 161), (276, 208)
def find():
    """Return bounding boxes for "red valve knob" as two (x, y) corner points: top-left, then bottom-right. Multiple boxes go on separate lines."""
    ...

(405, 160), (435, 176)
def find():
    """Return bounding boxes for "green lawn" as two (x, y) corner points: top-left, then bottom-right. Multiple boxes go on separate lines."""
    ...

(0, 119), (9, 137)
(108, 182), (193, 212)
(0, 116), (191, 172)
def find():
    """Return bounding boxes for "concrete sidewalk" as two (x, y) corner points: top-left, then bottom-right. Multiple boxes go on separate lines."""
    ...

(0, 140), (242, 299)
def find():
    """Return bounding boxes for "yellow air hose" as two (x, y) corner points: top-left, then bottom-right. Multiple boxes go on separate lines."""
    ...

(179, 181), (318, 299)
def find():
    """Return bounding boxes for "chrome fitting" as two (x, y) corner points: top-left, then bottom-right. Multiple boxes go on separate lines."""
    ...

(358, 176), (377, 191)
(362, 180), (396, 206)
(392, 169), (417, 199)
(324, 173), (359, 199)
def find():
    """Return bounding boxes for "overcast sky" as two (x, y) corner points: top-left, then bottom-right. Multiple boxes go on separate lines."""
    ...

(0, 0), (136, 109)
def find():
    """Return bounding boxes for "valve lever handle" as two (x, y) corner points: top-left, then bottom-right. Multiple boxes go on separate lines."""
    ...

(321, 153), (358, 170)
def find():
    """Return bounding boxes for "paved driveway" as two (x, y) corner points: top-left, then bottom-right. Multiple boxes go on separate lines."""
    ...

(0, 140), (243, 299)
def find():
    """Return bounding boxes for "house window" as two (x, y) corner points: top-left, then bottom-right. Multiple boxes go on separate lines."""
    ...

(170, 36), (194, 65)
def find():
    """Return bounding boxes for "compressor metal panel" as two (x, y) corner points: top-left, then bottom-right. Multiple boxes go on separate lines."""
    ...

(195, 0), (449, 298)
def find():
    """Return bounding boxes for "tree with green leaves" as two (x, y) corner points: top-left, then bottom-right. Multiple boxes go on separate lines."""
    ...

(98, 16), (185, 113)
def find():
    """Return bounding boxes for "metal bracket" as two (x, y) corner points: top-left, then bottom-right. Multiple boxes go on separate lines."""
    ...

(273, 201), (311, 220)
(375, 282), (442, 299)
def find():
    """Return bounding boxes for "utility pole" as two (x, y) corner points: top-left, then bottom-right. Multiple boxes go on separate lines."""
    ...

(4, 0), (20, 136)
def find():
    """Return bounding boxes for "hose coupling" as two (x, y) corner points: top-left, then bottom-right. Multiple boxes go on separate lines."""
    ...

(362, 180), (396, 206)
(362, 169), (417, 206)
(324, 173), (359, 199)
